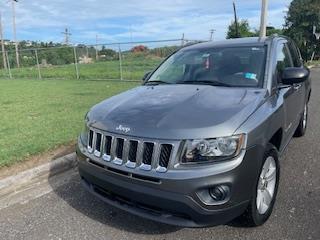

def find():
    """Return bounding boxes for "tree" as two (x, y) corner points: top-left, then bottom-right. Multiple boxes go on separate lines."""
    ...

(131, 45), (149, 53)
(226, 20), (255, 39)
(99, 46), (117, 60)
(266, 26), (283, 36)
(283, 0), (320, 60)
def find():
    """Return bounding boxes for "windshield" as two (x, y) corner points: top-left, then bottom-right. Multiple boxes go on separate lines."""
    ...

(147, 46), (266, 87)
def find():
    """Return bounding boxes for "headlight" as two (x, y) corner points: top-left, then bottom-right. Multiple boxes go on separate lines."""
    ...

(80, 113), (89, 146)
(181, 134), (246, 164)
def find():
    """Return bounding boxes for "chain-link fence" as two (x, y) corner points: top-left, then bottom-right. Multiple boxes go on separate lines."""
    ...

(0, 38), (203, 81)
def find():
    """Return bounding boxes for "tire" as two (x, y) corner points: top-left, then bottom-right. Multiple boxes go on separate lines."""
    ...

(294, 103), (308, 137)
(239, 143), (280, 227)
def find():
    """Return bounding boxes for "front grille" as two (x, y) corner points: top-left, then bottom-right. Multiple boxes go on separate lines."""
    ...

(94, 133), (102, 156)
(128, 140), (138, 162)
(105, 136), (112, 155)
(143, 142), (154, 165)
(159, 144), (173, 168)
(116, 138), (124, 159)
(88, 130), (94, 152)
(86, 128), (176, 172)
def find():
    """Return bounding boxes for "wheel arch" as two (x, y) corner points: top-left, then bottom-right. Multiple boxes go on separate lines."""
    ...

(268, 128), (283, 151)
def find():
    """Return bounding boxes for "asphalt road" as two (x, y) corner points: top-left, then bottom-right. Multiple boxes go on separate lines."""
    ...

(1, 69), (320, 240)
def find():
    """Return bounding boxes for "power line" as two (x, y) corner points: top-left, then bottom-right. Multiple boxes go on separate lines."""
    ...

(61, 28), (72, 45)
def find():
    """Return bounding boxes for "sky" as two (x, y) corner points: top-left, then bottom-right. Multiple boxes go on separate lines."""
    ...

(0, 0), (292, 45)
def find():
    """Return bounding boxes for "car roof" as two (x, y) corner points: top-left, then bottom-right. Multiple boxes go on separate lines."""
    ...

(182, 36), (286, 50)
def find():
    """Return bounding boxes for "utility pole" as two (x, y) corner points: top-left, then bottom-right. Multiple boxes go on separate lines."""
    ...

(12, 0), (20, 68)
(0, 12), (7, 70)
(61, 28), (71, 45)
(209, 29), (215, 41)
(233, 1), (239, 38)
(259, 0), (268, 38)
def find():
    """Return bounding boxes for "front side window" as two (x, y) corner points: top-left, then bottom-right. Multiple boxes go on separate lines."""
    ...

(147, 46), (267, 87)
(276, 43), (293, 83)
(287, 41), (302, 67)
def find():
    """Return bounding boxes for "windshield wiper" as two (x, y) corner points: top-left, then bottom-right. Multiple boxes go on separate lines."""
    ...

(177, 80), (232, 87)
(145, 80), (171, 85)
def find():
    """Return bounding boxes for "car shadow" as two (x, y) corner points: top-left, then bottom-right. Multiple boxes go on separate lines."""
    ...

(48, 167), (181, 235)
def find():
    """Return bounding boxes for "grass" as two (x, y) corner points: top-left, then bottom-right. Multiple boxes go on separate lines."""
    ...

(0, 58), (163, 80)
(306, 60), (320, 66)
(0, 78), (138, 167)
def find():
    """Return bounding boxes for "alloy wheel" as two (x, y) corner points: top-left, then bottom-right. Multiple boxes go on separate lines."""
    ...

(256, 156), (277, 215)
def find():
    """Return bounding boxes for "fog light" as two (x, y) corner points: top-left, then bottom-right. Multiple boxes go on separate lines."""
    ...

(209, 185), (230, 202)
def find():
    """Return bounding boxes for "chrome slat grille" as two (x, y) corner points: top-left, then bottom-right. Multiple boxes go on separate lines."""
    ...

(87, 128), (175, 172)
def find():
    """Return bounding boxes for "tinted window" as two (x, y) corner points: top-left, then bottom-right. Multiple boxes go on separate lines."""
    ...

(288, 41), (302, 67)
(148, 46), (266, 87)
(276, 43), (293, 83)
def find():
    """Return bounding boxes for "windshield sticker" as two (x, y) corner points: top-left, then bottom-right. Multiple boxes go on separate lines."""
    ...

(245, 73), (257, 80)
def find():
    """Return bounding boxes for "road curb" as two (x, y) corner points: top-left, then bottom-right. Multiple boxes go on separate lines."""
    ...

(0, 153), (77, 199)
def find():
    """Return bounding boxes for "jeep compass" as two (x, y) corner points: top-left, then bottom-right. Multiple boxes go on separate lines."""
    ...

(76, 36), (311, 227)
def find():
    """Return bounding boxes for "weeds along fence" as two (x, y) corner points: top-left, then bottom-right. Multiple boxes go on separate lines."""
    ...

(0, 38), (202, 81)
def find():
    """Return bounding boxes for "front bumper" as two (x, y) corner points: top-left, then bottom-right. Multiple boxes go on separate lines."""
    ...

(77, 144), (264, 227)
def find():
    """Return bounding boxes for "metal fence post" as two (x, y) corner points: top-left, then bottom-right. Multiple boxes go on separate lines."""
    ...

(118, 44), (123, 80)
(73, 46), (80, 79)
(35, 49), (42, 79)
(5, 51), (12, 79)
(86, 46), (89, 59)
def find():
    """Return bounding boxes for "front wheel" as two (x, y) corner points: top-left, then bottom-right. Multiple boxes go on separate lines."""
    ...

(240, 144), (280, 227)
(294, 103), (308, 137)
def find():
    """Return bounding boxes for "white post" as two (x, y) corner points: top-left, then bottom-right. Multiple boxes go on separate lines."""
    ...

(181, 33), (185, 46)
(95, 34), (99, 61)
(5, 51), (12, 79)
(73, 47), (79, 79)
(11, 0), (20, 68)
(118, 44), (123, 80)
(259, 0), (268, 38)
(0, 12), (7, 70)
(35, 49), (41, 79)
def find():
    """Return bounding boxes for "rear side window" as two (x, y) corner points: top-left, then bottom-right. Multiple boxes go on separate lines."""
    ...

(287, 41), (302, 67)
(276, 43), (293, 83)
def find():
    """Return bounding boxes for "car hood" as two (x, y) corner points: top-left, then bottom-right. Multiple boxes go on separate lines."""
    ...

(88, 84), (268, 140)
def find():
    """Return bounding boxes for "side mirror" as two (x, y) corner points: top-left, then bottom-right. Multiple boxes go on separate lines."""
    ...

(142, 71), (151, 83)
(282, 67), (309, 85)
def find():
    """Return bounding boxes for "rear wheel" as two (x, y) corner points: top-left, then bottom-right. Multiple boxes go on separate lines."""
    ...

(240, 144), (280, 227)
(294, 103), (308, 137)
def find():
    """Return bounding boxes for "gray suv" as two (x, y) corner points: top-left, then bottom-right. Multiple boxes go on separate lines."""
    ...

(76, 36), (311, 227)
